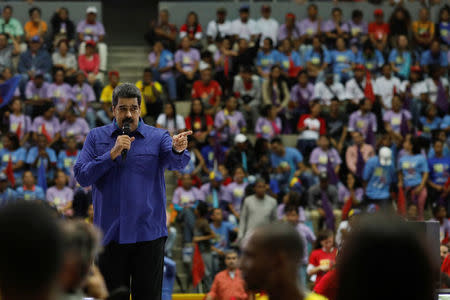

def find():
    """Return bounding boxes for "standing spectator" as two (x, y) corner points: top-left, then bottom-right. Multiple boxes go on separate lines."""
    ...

(313, 73), (346, 106)
(233, 65), (261, 128)
(345, 131), (375, 179)
(388, 6), (411, 46)
(420, 40), (448, 74)
(262, 65), (290, 113)
(146, 9), (177, 51)
(348, 98), (377, 141)
(231, 5), (259, 43)
(136, 68), (163, 122)
(255, 105), (282, 141)
(50, 7), (76, 49)
(225, 134), (256, 176)
(388, 35), (413, 80)
(256, 5), (279, 47)
(24, 7), (47, 43)
(357, 41), (384, 75)
(149, 40), (176, 101)
(374, 64), (402, 110)
(7, 99), (32, 146)
(326, 98), (348, 153)
(206, 8), (231, 45)
(185, 99), (213, 145)
(156, 102), (185, 136)
(412, 7), (435, 50)
(256, 38), (279, 79)
(330, 37), (356, 83)
(0, 133), (26, 186)
(323, 8), (349, 49)
(18, 36), (52, 94)
(310, 135), (342, 181)
(368, 9), (389, 53)
(362, 147), (396, 206)
(71, 71), (96, 128)
(297, 101), (326, 159)
(47, 68), (72, 117)
(347, 10), (368, 46)
(427, 140), (450, 208)
(305, 37), (331, 82)
(24, 73), (50, 118)
(214, 97), (246, 145)
(401, 66), (427, 126)
(345, 64), (368, 109)
(31, 103), (61, 147)
(298, 4), (321, 47)
(175, 36), (200, 100)
(16, 170), (45, 201)
(277, 39), (302, 85)
(0, 33), (19, 73)
(278, 13), (300, 46)
(0, 5), (23, 44)
(398, 137), (429, 220)
(436, 6), (450, 47)
(179, 12), (203, 49)
(307, 230), (337, 287)
(192, 65), (222, 114)
(46, 169), (74, 215)
(383, 95), (412, 142)
(52, 39), (77, 79)
(97, 71), (120, 125)
(238, 178), (277, 241)
(77, 6), (107, 72)
(26, 134), (57, 180)
(223, 166), (248, 222)
(60, 108), (90, 145)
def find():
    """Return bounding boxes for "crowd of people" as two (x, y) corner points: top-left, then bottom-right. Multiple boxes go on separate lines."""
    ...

(0, 1), (449, 299)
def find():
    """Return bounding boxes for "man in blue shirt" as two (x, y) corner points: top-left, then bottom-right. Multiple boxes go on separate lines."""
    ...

(210, 208), (238, 253)
(0, 173), (17, 206)
(362, 147), (396, 207)
(26, 134), (57, 181)
(420, 40), (448, 73)
(427, 140), (450, 206)
(16, 170), (45, 201)
(74, 83), (191, 300)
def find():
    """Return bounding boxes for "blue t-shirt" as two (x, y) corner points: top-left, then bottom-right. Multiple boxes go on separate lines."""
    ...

(398, 154), (429, 187)
(420, 50), (448, 67)
(57, 150), (80, 175)
(0, 187), (17, 206)
(26, 147), (57, 179)
(420, 117), (442, 138)
(256, 50), (279, 74)
(363, 157), (396, 200)
(356, 50), (384, 73)
(157, 49), (175, 69)
(200, 145), (228, 171)
(441, 115), (450, 130)
(270, 147), (304, 180)
(388, 49), (412, 78)
(16, 185), (45, 201)
(304, 48), (331, 66)
(330, 49), (355, 76)
(428, 156), (450, 185)
(0, 147), (27, 179)
(210, 221), (236, 251)
(162, 257), (176, 300)
(277, 51), (302, 72)
(428, 145), (450, 159)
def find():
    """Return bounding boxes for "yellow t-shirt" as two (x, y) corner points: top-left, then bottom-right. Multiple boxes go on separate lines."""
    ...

(412, 21), (434, 38)
(100, 83), (147, 117)
(135, 80), (163, 104)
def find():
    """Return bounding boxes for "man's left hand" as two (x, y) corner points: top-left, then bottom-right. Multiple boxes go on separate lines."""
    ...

(172, 130), (193, 153)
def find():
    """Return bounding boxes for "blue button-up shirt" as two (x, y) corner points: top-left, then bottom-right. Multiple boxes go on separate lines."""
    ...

(74, 122), (190, 245)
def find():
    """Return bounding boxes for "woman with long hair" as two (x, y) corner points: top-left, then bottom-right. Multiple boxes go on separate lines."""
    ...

(156, 102), (186, 136)
(179, 11), (203, 49)
(262, 65), (290, 131)
(185, 98), (213, 144)
(0, 132), (26, 186)
(305, 36), (330, 81)
(388, 35), (413, 80)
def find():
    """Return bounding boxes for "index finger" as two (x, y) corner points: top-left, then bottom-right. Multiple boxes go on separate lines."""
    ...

(177, 130), (193, 137)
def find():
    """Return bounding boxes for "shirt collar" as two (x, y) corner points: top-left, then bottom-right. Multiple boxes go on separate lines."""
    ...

(108, 118), (146, 138)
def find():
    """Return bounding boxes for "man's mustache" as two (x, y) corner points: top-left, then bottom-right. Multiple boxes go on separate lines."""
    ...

(122, 117), (133, 125)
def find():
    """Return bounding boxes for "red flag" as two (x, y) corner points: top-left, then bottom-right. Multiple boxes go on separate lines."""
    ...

(393, 85), (397, 96)
(15, 122), (22, 139)
(4, 155), (15, 187)
(192, 243), (205, 287)
(224, 56), (229, 78)
(397, 187), (406, 217)
(341, 195), (354, 221)
(41, 124), (51, 143)
(364, 71), (375, 103)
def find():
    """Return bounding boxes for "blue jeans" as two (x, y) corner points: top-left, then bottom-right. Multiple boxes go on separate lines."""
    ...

(152, 70), (177, 101)
(165, 226), (177, 257)
(178, 207), (196, 244)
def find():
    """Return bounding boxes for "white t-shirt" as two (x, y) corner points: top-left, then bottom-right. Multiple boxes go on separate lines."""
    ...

(345, 78), (366, 104)
(312, 81), (346, 105)
(256, 17), (279, 46)
(156, 114), (186, 136)
(231, 18), (259, 40)
(400, 80), (428, 99)
(374, 75), (402, 109)
(424, 77), (449, 104)
(206, 20), (232, 40)
(299, 116), (322, 140)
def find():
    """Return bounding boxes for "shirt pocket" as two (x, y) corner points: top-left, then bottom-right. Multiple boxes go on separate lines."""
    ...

(96, 141), (113, 156)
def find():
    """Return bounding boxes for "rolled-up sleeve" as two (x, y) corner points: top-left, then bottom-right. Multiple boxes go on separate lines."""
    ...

(159, 131), (190, 171)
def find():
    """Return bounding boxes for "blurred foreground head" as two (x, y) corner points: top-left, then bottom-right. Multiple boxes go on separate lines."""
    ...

(337, 214), (436, 300)
(0, 201), (63, 300)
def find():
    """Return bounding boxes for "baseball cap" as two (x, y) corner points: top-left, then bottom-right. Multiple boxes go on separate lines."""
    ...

(286, 13), (296, 20)
(234, 134), (247, 144)
(354, 64), (365, 71)
(86, 6), (98, 14)
(239, 4), (250, 12)
(86, 40), (96, 47)
(410, 65), (421, 73)
(0, 173), (7, 181)
(374, 9), (383, 16)
(379, 147), (392, 166)
(31, 35), (40, 43)
(108, 70), (119, 78)
(217, 7), (226, 14)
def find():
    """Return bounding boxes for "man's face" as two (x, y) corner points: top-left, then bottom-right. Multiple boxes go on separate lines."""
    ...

(241, 71), (251, 82)
(240, 232), (269, 291)
(30, 41), (41, 52)
(35, 77), (44, 88)
(332, 10), (342, 21)
(67, 139), (77, 150)
(113, 98), (141, 131)
(286, 211), (299, 225)
(225, 253), (238, 270)
(286, 16), (295, 27)
(254, 182), (266, 198)
(217, 12), (226, 22)
(0, 35), (7, 48)
(262, 8), (271, 19)
(37, 135), (47, 149)
(201, 69), (212, 82)
(87, 13), (96, 23)
(362, 99), (372, 112)
(55, 172), (66, 186)
(434, 142), (443, 156)
(441, 245), (448, 261)
(354, 69), (364, 80)
(159, 11), (169, 24)
(321, 235), (334, 250)
(352, 132), (363, 145)
(271, 143), (282, 155)
(182, 174), (192, 189)
(143, 72), (152, 85)
(23, 172), (34, 186)
(3, 8), (11, 20)
(234, 168), (245, 183)
(110, 75), (119, 86)
(240, 11), (249, 22)
(308, 6), (317, 19)
(212, 209), (223, 222)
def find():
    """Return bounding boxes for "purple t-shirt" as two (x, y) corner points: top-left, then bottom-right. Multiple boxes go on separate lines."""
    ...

(31, 116), (61, 138)
(174, 48), (200, 72)
(297, 18), (320, 36)
(296, 222), (316, 264)
(255, 117), (282, 140)
(278, 24), (301, 41)
(322, 20), (349, 33)
(223, 181), (248, 213)
(347, 20), (368, 37)
(337, 182), (364, 204)
(172, 186), (203, 208)
(46, 186), (74, 210)
(383, 109), (412, 134)
(290, 83), (314, 106)
(348, 110), (378, 138)
(47, 83), (72, 113)
(277, 203), (306, 222)
(76, 20), (106, 42)
(214, 110), (246, 142)
(9, 114), (32, 139)
(199, 183), (227, 204)
(60, 118), (90, 143)
(71, 83), (95, 112)
(25, 81), (50, 100)
(309, 147), (342, 173)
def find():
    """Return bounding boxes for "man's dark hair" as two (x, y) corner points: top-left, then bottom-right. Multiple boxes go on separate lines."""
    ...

(332, 7), (342, 14)
(336, 214), (436, 300)
(3, 5), (13, 12)
(112, 83), (142, 107)
(143, 67), (152, 74)
(270, 137), (283, 145)
(29, 6), (41, 17)
(352, 9), (363, 19)
(196, 201), (209, 218)
(284, 203), (299, 215)
(411, 136), (423, 155)
(5, 132), (19, 151)
(0, 202), (63, 295)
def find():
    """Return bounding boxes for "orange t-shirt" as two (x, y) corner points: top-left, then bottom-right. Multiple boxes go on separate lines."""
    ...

(24, 21), (48, 39)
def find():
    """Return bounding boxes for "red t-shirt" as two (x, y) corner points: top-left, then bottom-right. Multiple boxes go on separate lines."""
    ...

(314, 268), (338, 300)
(297, 114), (326, 138)
(309, 248), (337, 285)
(191, 80), (222, 106)
(368, 22), (390, 40)
(185, 115), (213, 132)
(442, 255), (450, 276)
(180, 24), (203, 40)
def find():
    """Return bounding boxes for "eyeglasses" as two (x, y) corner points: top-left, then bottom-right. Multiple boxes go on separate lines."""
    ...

(117, 105), (139, 114)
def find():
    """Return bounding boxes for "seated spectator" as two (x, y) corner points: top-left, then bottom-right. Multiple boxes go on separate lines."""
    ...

(47, 68), (72, 117)
(313, 73), (346, 106)
(156, 102), (186, 136)
(97, 71), (120, 125)
(24, 72), (50, 117)
(345, 64), (368, 109)
(24, 7), (47, 43)
(0, 5), (23, 44)
(78, 40), (102, 88)
(175, 36), (200, 100)
(368, 9), (389, 53)
(298, 4), (320, 47)
(362, 147), (396, 206)
(46, 169), (74, 216)
(7, 98), (32, 146)
(429, 130), (450, 158)
(428, 140), (450, 208)
(206, 8), (231, 46)
(57, 136), (79, 180)
(348, 98), (377, 142)
(214, 96), (246, 145)
(374, 64), (402, 110)
(420, 40), (448, 74)
(136, 68), (163, 122)
(0, 172), (17, 205)
(0, 133), (26, 186)
(388, 35), (413, 80)
(231, 5), (259, 43)
(388, 6), (411, 46)
(232, 65), (261, 128)
(291, 70), (314, 115)
(18, 36), (52, 94)
(356, 41), (384, 75)
(149, 40), (176, 101)
(223, 166), (247, 222)
(398, 137), (429, 220)
(330, 37), (356, 83)
(146, 9), (177, 52)
(255, 104), (282, 141)
(326, 98), (348, 153)
(338, 173), (364, 209)
(52, 39), (77, 79)
(420, 104), (442, 141)
(191, 65), (222, 114)
(262, 65), (290, 113)
(185, 99), (213, 145)
(26, 134), (57, 180)
(297, 101), (326, 160)
(310, 135), (341, 184)
(77, 6), (107, 72)
(71, 71), (96, 128)
(31, 103), (61, 147)
(401, 66), (427, 125)
(60, 108), (89, 145)
(412, 7), (435, 50)
(345, 131), (375, 179)
(277, 38), (302, 84)
(232, 38), (259, 74)
(0, 33), (19, 74)
(256, 38), (278, 79)
(16, 170), (45, 201)
(50, 7), (76, 49)
(383, 95), (412, 142)
(213, 37), (236, 96)
(436, 6), (450, 47)
(307, 230), (337, 287)
(434, 205), (450, 243)
(305, 37), (331, 82)
(323, 8), (349, 49)
(424, 65), (448, 112)
(179, 11), (203, 49)
(278, 13), (300, 46)
(238, 178), (277, 241)
(200, 171), (227, 209)
(257, 5), (279, 47)
(347, 9), (368, 46)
